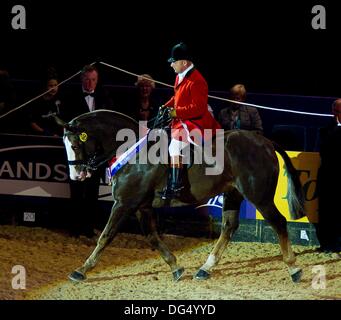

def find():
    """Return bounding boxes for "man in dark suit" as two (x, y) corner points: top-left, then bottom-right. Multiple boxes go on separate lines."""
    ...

(62, 65), (114, 120)
(61, 64), (114, 238)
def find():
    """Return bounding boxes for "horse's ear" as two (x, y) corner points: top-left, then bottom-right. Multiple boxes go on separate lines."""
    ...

(48, 113), (68, 128)
(48, 113), (78, 133)
(65, 124), (80, 134)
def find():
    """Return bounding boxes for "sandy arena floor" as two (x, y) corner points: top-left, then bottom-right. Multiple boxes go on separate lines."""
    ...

(0, 225), (340, 300)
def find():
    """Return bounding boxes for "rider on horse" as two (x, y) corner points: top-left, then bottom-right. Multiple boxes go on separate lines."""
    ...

(159, 42), (221, 200)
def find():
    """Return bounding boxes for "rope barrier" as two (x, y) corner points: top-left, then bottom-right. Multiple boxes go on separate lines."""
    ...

(208, 95), (334, 117)
(0, 62), (96, 120)
(99, 61), (333, 117)
(98, 61), (173, 88)
(0, 60), (334, 119)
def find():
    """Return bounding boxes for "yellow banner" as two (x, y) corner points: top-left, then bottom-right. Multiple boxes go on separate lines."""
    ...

(256, 151), (320, 223)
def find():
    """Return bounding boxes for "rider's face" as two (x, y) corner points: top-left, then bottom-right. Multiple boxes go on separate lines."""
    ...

(170, 60), (188, 74)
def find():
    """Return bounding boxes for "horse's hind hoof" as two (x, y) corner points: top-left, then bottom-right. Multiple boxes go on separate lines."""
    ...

(172, 267), (185, 281)
(194, 269), (210, 280)
(290, 268), (302, 283)
(68, 270), (86, 282)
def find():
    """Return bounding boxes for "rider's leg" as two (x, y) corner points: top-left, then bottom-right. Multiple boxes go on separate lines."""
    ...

(160, 138), (187, 199)
(169, 155), (184, 192)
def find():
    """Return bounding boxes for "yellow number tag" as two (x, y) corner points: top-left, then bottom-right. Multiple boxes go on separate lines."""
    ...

(79, 132), (88, 142)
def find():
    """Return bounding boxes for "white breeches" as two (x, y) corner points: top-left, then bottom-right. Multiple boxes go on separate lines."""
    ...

(168, 138), (189, 157)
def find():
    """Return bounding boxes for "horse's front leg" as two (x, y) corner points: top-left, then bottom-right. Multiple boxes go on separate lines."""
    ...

(69, 201), (133, 282)
(137, 204), (184, 281)
(195, 209), (239, 280)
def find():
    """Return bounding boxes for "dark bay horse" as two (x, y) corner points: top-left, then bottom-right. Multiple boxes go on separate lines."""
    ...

(59, 110), (305, 283)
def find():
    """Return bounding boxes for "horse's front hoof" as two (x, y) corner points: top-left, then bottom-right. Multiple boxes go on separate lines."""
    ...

(68, 270), (87, 282)
(194, 269), (210, 280)
(290, 268), (302, 283)
(172, 267), (185, 281)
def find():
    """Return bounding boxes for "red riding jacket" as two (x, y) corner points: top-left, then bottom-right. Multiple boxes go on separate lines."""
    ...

(164, 68), (221, 140)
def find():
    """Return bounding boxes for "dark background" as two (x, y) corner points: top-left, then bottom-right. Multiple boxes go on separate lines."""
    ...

(0, 0), (338, 96)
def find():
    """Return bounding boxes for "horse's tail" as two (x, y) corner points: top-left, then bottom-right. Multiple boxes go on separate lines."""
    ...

(273, 141), (305, 220)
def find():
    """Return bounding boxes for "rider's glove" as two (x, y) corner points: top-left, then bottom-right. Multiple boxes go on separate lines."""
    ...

(169, 108), (177, 118)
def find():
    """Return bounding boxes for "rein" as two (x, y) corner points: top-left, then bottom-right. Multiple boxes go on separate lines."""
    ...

(67, 147), (114, 171)
(66, 108), (172, 172)
(66, 127), (110, 170)
(149, 107), (172, 130)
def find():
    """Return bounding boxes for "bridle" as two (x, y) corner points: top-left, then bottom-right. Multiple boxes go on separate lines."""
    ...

(64, 124), (108, 171)
(65, 108), (173, 172)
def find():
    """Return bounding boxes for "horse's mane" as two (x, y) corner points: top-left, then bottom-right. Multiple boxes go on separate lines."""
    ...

(71, 109), (139, 125)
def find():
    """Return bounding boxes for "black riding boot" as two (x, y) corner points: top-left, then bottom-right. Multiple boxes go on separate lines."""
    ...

(160, 166), (184, 200)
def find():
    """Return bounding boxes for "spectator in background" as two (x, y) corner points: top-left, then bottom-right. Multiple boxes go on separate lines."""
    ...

(120, 74), (160, 126)
(316, 99), (341, 253)
(134, 74), (159, 124)
(61, 64), (114, 121)
(28, 74), (64, 137)
(61, 64), (114, 238)
(218, 84), (263, 134)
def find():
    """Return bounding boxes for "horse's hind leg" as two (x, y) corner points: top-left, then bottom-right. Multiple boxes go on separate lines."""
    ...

(69, 203), (132, 282)
(195, 191), (241, 280)
(137, 206), (184, 281)
(257, 203), (302, 283)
